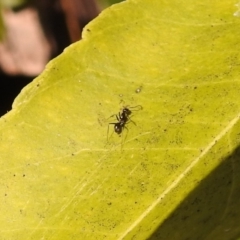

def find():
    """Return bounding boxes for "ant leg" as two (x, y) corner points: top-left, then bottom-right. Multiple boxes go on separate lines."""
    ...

(106, 112), (121, 121)
(106, 114), (115, 121)
(107, 123), (117, 143)
(107, 123), (111, 143)
(121, 125), (129, 148)
(127, 116), (136, 126)
(116, 113), (121, 121)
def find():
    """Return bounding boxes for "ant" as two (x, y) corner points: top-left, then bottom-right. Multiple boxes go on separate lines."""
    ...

(110, 107), (132, 135)
(107, 105), (142, 142)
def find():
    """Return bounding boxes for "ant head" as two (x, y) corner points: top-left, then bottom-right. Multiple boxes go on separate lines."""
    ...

(122, 108), (132, 116)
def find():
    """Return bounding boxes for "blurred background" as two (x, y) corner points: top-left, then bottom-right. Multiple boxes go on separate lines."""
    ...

(0, 0), (123, 116)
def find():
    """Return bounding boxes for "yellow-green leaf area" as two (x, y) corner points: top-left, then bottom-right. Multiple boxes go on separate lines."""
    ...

(1, 0), (240, 239)
(0, 5), (4, 40)
(0, 0), (28, 8)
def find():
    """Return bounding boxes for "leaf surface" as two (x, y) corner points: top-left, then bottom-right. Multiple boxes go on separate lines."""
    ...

(1, 0), (240, 239)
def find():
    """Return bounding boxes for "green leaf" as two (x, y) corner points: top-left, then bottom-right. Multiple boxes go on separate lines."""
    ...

(1, 0), (240, 239)
(0, 0), (28, 8)
(0, 12), (4, 40)
(0, 2), (5, 39)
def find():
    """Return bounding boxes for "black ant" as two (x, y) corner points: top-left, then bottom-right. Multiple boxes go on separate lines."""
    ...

(110, 107), (132, 134)
(107, 105), (142, 142)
